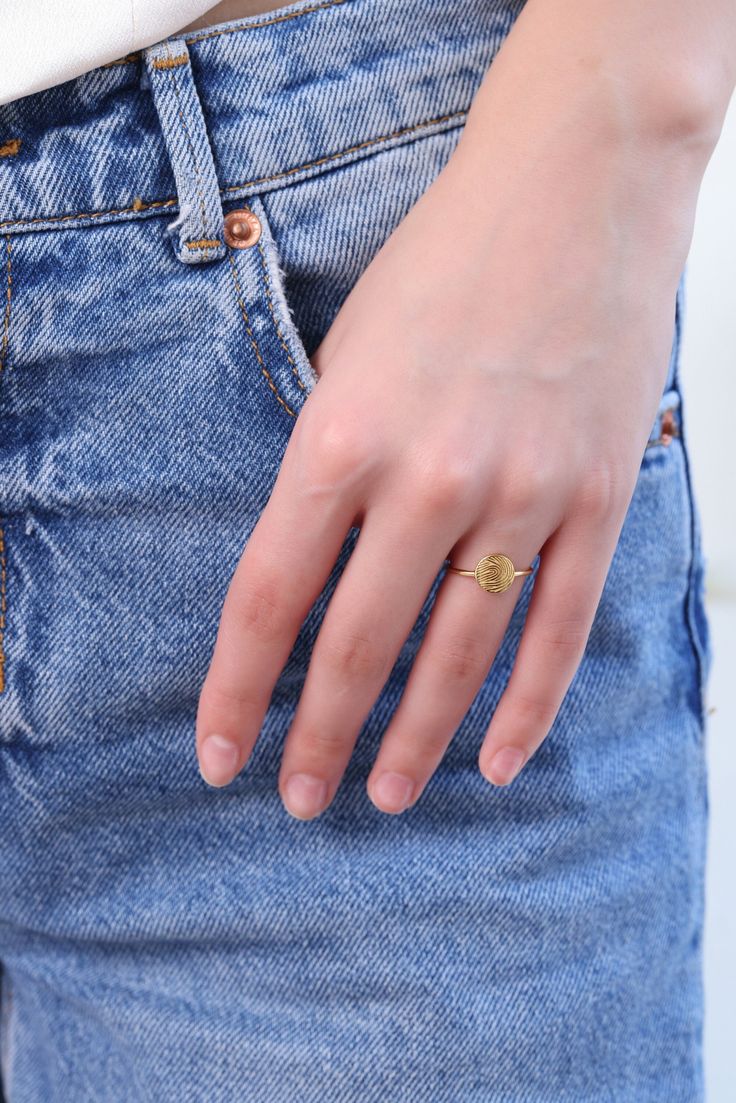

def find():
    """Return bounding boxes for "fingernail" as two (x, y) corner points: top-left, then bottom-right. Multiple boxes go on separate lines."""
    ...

(371, 772), (414, 814)
(199, 733), (240, 787)
(487, 747), (526, 786)
(283, 774), (329, 820)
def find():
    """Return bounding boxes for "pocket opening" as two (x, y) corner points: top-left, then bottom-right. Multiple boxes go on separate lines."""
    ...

(249, 194), (320, 414)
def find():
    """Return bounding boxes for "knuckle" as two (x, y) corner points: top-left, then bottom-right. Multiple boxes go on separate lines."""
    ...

(298, 726), (348, 756)
(227, 575), (288, 644)
(311, 420), (358, 473)
(409, 451), (477, 517)
(432, 634), (491, 685)
(198, 677), (263, 718)
(319, 630), (390, 682)
(507, 688), (558, 731)
(572, 461), (627, 521)
(494, 463), (553, 519)
(538, 616), (590, 660)
(410, 728), (452, 758)
(379, 728), (450, 767)
(297, 413), (376, 497)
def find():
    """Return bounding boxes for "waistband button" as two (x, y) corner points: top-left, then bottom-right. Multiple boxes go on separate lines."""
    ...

(223, 207), (262, 249)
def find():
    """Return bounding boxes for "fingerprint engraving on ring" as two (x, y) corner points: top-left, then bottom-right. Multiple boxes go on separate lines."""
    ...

(475, 553), (516, 593)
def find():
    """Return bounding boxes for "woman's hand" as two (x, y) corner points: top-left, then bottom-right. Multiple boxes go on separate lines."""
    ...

(194, 0), (732, 818)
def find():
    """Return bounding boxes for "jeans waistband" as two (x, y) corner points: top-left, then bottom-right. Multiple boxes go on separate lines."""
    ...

(0, 0), (524, 235)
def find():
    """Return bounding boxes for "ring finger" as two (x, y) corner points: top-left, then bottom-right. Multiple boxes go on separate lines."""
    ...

(366, 534), (544, 813)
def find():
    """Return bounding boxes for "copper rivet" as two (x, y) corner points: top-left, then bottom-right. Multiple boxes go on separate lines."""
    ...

(223, 207), (262, 249)
(660, 409), (677, 445)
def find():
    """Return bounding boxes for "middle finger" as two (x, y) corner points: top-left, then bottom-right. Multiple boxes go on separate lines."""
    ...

(278, 498), (463, 820)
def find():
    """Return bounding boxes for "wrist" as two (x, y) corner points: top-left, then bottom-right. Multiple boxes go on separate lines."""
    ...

(441, 59), (720, 267)
(450, 3), (734, 193)
(623, 60), (730, 158)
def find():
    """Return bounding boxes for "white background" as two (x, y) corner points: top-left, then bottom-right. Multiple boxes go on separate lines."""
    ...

(680, 90), (735, 1101)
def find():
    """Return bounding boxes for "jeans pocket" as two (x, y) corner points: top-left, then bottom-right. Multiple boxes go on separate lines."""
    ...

(242, 124), (466, 420)
(233, 192), (321, 421)
(213, 198), (316, 425)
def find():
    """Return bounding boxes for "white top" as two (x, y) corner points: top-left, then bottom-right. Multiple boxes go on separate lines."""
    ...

(1, 1), (222, 106)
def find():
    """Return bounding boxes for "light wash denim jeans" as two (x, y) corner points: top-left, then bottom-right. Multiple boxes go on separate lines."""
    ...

(0, 1), (713, 1099)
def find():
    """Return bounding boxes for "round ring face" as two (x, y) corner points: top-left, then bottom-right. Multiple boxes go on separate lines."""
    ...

(474, 553), (516, 593)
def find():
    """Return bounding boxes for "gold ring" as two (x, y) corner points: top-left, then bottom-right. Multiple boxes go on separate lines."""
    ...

(444, 552), (535, 593)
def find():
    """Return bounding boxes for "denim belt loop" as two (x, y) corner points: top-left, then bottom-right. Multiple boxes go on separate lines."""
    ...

(142, 38), (226, 265)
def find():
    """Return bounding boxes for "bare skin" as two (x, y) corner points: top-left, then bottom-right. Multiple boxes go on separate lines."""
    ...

(182, 0), (295, 32)
(195, 0), (736, 818)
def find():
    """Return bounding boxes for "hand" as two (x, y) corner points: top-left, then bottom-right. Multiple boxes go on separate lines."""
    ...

(194, 93), (696, 818)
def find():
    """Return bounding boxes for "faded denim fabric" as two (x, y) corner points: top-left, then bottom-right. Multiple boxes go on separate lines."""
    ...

(0, 0), (713, 1100)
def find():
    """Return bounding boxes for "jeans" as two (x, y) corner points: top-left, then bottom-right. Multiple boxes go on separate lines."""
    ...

(0, 0), (713, 1099)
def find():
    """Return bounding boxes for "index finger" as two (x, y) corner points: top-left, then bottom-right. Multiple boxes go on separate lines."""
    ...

(195, 418), (366, 786)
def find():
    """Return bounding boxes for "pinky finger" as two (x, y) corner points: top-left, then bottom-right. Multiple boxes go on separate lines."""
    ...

(478, 511), (624, 786)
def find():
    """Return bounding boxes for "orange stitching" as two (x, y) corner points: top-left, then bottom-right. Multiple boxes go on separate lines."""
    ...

(185, 238), (223, 249)
(0, 110), (467, 230)
(184, 0), (346, 45)
(0, 197), (177, 230)
(0, 139), (21, 158)
(228, 251), (297, 419)
(131, 196), (176, 213)
(0, 236), (10, 693)
(256, 238), (307, 392)
(151, 54), (189, 70)
(223, 111), (466, 193)
(100, 52), (141, 69)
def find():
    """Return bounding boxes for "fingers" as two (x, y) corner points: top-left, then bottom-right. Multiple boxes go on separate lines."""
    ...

(195, 416), (366, 786)
(477, 508), (625, 786)
(276, 499), (462, 820)
(366, 536), (542, 814)
(198, 387), (627, 815)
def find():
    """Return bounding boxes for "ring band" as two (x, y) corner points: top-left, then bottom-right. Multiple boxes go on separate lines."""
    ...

(445, 552), (535, 593)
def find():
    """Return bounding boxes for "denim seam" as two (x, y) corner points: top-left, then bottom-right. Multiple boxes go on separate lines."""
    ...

(227, 250), (298, 419)
(221, 112), (467, 193)
(256, 238), (308, 395)
(680, 430), (707, 734)
(0, 235), (10, 693)
(672, 286), (708, 735)
(0, 110), (467, 232)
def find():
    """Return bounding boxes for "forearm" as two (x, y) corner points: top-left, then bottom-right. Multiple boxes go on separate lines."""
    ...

(472, 0), (735, 138)
(437, 0), (736, 285)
